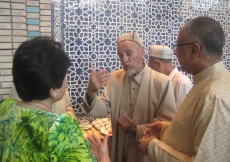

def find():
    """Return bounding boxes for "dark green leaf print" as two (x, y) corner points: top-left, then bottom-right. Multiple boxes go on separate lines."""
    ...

(0, 99), (96, 162)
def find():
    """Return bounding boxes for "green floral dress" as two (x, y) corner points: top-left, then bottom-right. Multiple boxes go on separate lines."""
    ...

(0, 99), (96, 162)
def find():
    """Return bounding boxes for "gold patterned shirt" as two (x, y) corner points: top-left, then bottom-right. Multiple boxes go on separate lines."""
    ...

(148, 62), (230, 162)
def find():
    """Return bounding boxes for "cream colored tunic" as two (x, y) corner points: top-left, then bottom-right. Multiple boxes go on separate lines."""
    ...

(169, 67), (193, 109)
(83, 64), (177, 162)
(148, 62), (230, 161)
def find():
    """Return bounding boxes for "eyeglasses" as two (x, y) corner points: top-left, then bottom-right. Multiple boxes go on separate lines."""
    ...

(173, 42), (195, 52)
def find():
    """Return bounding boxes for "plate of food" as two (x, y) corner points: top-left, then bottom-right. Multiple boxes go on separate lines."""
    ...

(79, 124), (92, 130)
(100, 124), (112, 136)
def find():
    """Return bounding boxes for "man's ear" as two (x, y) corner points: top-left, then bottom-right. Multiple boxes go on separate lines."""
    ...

(140, 47), (145, 58)
(190, 43), (200, 59)
(50, 88), (57, 98)
(155, 60), (162, 68)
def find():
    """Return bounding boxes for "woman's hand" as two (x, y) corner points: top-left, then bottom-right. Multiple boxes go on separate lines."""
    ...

(87, 134), (111, 162)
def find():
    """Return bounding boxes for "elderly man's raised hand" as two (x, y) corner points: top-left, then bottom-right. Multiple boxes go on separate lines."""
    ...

(117, 114), (137, 135)
(86, 68), (110, 102)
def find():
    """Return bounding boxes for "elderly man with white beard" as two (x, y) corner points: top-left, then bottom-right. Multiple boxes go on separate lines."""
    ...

(83, 31), (177, 162)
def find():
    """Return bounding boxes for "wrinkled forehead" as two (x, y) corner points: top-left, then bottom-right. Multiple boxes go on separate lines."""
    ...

(117, 40), (141, 52)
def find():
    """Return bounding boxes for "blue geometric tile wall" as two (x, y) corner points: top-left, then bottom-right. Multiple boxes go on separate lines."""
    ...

(52, 0), (230, 117)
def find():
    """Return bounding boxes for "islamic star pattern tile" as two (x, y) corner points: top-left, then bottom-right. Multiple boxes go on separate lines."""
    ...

(52, 0), (230, 117)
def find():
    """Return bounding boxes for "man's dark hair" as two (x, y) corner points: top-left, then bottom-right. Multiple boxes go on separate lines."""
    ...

(186, 16), (225, 57)
(13, 36), (70, 101)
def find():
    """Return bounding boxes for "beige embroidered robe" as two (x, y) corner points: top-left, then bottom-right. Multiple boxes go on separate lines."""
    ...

(83, 64), (176, 162)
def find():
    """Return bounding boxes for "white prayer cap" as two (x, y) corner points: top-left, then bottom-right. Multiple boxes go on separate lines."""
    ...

(116, 31), (143, 47)
(150, 45), (172, 59)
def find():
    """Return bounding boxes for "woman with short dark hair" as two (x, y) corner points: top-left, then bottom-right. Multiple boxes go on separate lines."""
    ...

(0, 36), (96, 162)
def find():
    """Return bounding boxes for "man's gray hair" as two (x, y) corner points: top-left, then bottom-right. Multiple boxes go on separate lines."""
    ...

(185, 16), (225, 57)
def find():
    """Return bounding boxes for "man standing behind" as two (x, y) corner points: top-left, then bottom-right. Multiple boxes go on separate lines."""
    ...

(148, 45), (193, 108)
(138, 16), (230, 161)
(83, 31), (176, 162)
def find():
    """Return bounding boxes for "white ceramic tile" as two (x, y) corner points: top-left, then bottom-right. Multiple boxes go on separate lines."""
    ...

(40, 4), (51, 10)
(0, 56), (12, 62)
(41, 32), (51, 36)
(13, 36), (27, 42)
(0, 75), (13, 82)
(13, 43), (21, 49)
(0, 16), (11, 22)
(12, 10), (26, 16)
(1, 82), (13, 88)
(0, 23), (11, 29)
(0, 43), (12, 49)
(0, 50), (13, 55)
(13, 30), (27, 36)
(0, 63), (12, 69)
(0, 36), (12, 43)
(40, 27), (51, 32)
(13, 23), (26, 30)
(40, 21), (51, 27)
(27, 1), (39, 6)
(0, 88), (11, 95)
(0, 9), (10, 15)
(11, 0), (25, 2)
(0, 69), (12, 75)
(28, 25), (39, 31)
(40, 16), (51, 21)
(40, 10), (51, 16)
(0, 30), (11, 35)
(12, 16), (26, 23)
(0, 2), (10, 9)
(40, 0), (51, 4)
(11, 3), (25, 10)
(27, 13), (39, 19)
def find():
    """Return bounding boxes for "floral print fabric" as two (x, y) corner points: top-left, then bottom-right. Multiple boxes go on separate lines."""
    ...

(0, 99), (96, 162)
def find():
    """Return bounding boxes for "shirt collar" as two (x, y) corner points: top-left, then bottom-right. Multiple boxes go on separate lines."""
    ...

(193, 61), (224, 84)
(130, 63), (146, 84)
(168, 67), (178, 80)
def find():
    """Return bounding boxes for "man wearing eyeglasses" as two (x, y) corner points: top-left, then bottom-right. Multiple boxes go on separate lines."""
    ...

(148, 45), (193, 109)
(138, 16), (230, 161)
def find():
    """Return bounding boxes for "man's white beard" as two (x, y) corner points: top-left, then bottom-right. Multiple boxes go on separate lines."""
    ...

(125, 68), (137, 77)
(123, 61), (142, 77)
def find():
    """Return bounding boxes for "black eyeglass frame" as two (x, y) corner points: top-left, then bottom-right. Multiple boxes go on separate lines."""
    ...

(173, 42), (195, 52)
